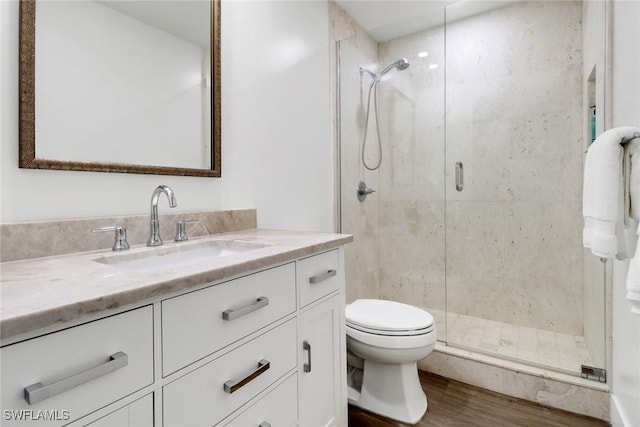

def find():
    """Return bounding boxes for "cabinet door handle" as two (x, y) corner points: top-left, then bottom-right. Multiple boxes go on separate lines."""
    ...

(309, 269), (337, 284)
(259, 423), (271, 427)
(303, 340), (312, 373)
(24, 351), (128, 405)
(224, 359), (270, 394)
(222, 297), (269, 321)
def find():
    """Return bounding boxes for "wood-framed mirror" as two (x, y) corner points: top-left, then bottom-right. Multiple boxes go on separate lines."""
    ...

(18, 0), (221, 177)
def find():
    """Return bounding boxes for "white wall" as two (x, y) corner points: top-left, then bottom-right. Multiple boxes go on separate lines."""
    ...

(220, 0), (333, 232)
(610, 1), (640, 426)
(0, 0), (333, 232)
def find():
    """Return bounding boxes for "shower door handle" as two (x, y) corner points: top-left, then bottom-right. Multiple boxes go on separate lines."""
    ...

(455, 162), (464, 192)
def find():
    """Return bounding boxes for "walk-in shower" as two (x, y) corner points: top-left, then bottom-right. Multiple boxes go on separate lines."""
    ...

(359, 58), (410, 171)
(338, 0), (607, 380)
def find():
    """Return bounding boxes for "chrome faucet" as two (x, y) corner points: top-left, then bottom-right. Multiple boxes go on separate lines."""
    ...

(147, 185), (177, 247)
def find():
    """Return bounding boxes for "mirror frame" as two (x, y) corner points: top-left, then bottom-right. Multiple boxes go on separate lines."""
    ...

(18, 0), (221, 177)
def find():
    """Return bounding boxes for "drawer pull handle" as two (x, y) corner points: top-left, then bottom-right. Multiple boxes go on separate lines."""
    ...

(222, 297), (269, 321)
(224, 359), (270, 394)
(309, 269), (337, 284)
(259, 423), (271, 427)
(23, 351), (128, 405)
(303, 340), (312, 373)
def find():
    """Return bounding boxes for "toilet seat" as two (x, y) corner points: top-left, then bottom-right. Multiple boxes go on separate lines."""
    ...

(346, 322), (434, 336)
(346, 323), (436, 350)
(346, 299), (434, 334)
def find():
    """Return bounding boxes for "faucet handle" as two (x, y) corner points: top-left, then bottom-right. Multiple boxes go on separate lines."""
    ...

(92, 226), (130, 251)
(174, 220), (199, 242)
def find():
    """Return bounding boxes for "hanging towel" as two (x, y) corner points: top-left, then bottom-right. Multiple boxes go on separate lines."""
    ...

(627, 222), (640, 315)
(626, 139), (640, 315)
(583, 126), (640, 259)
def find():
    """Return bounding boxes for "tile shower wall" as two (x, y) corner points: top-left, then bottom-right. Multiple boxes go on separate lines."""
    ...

(333, 4), (381, 303)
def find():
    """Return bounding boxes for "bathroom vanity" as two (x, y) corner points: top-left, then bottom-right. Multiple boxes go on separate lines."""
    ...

(0, 229), (351, 426)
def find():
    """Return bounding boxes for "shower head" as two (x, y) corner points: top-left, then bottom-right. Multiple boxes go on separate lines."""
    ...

(379, 58), (410, 78)
(359, 57), (410, 83)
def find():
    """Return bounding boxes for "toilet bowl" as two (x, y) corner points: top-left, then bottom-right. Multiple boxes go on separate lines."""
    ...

(346, 299), (436, 424)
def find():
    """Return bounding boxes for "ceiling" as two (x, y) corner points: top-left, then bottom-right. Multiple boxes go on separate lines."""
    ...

(335, 0), (513, 42)
(98, 1), (210, 47)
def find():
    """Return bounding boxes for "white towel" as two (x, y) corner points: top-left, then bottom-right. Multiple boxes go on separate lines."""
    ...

(583, 126), (640, 259)
(626, 139), (640, 315)
(629, 139), (640, 221)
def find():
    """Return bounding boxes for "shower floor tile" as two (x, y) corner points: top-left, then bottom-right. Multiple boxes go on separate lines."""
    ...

(427, 309), (595, 374)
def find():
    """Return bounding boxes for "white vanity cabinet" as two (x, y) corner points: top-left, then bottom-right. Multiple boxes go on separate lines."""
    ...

(297, 250), (347, 427)
(298, 295), (344, 427)
(161, 249), (347, 427)
(0, 306), (154, 427)
(0, 244), (348, 427)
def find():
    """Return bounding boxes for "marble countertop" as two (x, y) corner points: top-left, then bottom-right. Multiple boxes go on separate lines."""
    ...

(0, 229), (352, 341)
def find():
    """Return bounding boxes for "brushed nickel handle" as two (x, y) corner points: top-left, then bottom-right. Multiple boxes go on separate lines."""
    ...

(303, 341), (312, 373)
(222, 297), (269, 321)
(357, 181), (375, 202)
(91, 226), (130, 251)
(24, 352), (128, 405)
(224, 359), (270, 394)
(455, 161), (464, 192)
(174, 219), (199, 242)
(309, 270), (337, 284)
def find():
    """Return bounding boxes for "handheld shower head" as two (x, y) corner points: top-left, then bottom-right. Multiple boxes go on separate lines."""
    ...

(359, 58), (410, 83)
(357, 57), (411, 172)
(379, 57), (410, 78)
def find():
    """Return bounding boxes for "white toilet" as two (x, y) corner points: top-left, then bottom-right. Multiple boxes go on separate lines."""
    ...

(345, 299), (436, 424)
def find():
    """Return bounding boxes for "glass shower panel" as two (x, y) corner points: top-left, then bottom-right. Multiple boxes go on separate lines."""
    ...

(338, 8), (447, 340)
(376, 22), (447, 337)
(443, 1), (606, 375)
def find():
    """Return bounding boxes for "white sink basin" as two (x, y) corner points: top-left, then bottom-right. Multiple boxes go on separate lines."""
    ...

(94, 240), (267, 272)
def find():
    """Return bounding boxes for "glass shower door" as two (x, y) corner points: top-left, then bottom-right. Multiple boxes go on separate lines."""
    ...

(443, 0), (606, 375)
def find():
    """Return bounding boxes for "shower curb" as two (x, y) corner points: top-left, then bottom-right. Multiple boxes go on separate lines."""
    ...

(418, 343), (610, 422)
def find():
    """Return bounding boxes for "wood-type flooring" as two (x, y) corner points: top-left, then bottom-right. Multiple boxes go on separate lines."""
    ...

(348, 371), (609, 427)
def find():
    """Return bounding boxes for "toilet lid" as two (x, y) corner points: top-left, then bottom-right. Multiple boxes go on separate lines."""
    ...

(346, 299), (434, 333)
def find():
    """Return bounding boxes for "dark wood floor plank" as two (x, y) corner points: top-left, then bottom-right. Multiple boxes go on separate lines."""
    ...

(348, 371), (609, 427)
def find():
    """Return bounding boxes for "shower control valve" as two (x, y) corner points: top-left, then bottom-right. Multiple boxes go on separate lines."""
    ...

(357, 181), (375, 202)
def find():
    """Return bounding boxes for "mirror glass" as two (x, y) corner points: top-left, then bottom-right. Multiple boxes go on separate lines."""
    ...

(19, 0), (221, 177)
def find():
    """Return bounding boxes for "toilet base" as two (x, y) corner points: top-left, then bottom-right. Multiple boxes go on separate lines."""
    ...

(348, 360), (427, 425)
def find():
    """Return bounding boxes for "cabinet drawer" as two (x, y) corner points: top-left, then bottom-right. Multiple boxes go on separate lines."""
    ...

(0, 307), (153, 426)
(297, 250), (340, 307)
(161, 263), (296, 375)
(83, 393), (153, 427)
(219, 373), (298, 427)
(163, 319), (297, 427)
